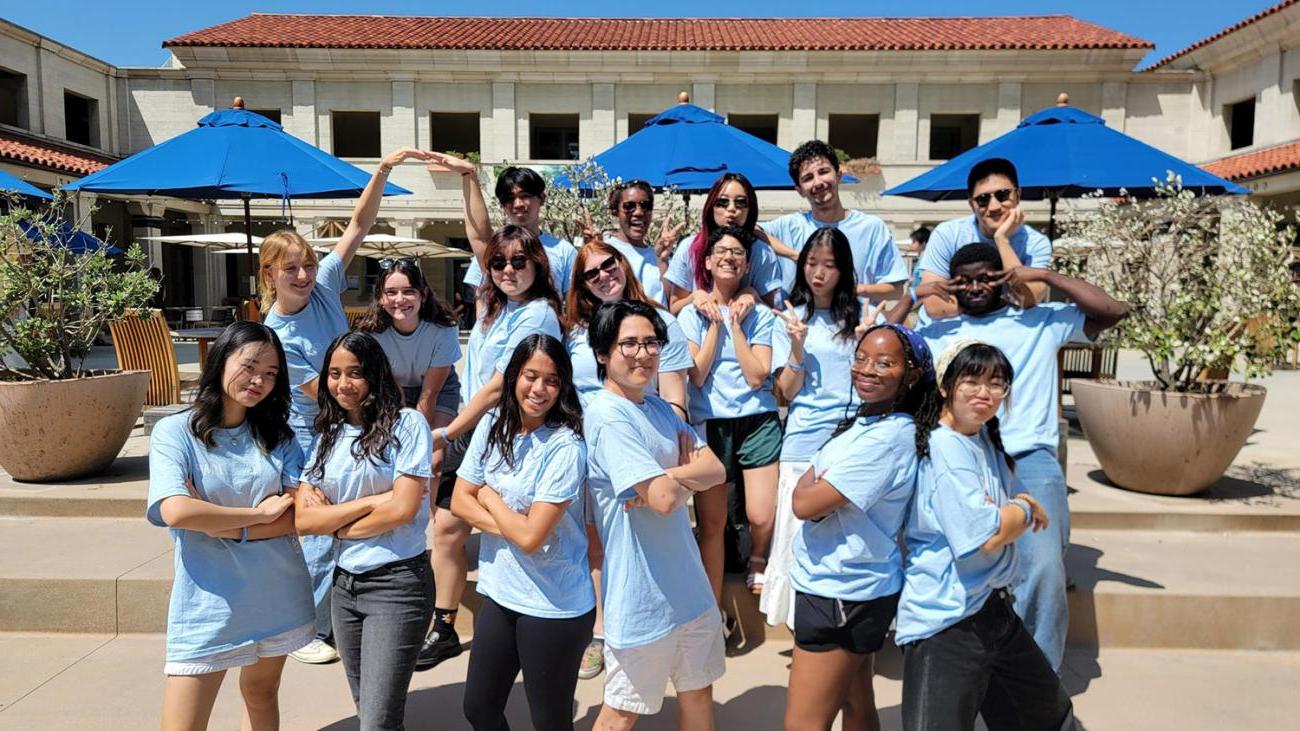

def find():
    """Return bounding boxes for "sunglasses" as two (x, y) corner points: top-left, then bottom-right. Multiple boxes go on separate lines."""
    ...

(581, 257), (620, 284)
(378, 257), (418, 270)
(972, 188), (1015, 209)
(489, 255), (530, 272)
(712, 196), (749, 210)
(620, 200), (653, 213)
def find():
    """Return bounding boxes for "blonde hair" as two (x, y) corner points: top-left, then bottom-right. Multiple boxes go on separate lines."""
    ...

(258, 229), (319, 313)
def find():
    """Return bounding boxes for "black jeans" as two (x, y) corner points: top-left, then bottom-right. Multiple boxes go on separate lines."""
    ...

(332, 553), (435, 731)
(901, 589), (1076, 731)
(463, 595), (595, 731)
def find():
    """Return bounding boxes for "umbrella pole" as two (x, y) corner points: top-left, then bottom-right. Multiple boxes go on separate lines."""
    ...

(243, 195), (257, 297)
(1048, 196), (1058, 241)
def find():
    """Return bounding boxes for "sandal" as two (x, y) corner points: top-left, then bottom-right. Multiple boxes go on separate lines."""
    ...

(746, 557), (768, 595)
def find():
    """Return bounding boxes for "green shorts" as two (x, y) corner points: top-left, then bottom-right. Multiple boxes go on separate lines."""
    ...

(705, 412), (783, 485)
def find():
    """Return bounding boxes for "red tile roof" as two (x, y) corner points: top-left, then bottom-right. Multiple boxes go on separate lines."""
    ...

(0, 130), (113, 176)
(164, 14), (1152, 52)
(1202, 139), (1300, 181)
(1147, 0), (1297, 69)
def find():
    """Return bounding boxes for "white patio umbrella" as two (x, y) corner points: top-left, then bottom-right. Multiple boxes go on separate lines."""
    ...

(308, 233), (469, 259)
(210, 244), (328, 255)
(141, 232), (266, 249)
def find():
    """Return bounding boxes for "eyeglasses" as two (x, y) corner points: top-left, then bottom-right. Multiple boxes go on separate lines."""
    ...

(581, 257), (620, 284)
(619, 200), (653, 214)
(378, 257), (417, 270)
(851, 355), (900, 375)
(616, 338), (663, 357)
(972, 188), (1015, 209)
(489, 255), (529, 272)
(711, 245), (748, 259)
(712, 196), (749, 210)
(954, 379), (1009, 398)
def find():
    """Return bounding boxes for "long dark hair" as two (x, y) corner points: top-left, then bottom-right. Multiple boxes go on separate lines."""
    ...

(787, 227), (860, 340)
(915, 342), (1016, 468)
(689, 173), (759, 290)
(308, 332), (405, 480)
(484, 334), (584, 470)
(478, 225), (562, 329)
(188, 321), (293, 451)
(356, 259), (456, 332)
(829, 325), (939, 457)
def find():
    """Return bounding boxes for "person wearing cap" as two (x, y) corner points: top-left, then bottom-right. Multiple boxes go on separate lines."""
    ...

(782, 322), (936, 731)
(915, 244), (1128, 672)
(916, 158), (1053, 321)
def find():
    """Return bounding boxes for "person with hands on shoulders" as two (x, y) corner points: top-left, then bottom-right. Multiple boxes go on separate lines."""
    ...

(917, 243), (1128, 672)
(148, 322), (314, 731)
(583, 299), (727, 731)
(294, 332), (435, 731)
(897, 341), (1075, 731)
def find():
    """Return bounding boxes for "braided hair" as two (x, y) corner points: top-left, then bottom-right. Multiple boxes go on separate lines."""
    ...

(917, 341), (1016, 469)
(828, 325), (939, 457)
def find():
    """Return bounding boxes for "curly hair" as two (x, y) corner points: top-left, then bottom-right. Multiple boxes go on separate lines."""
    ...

(484, 334), (585, 470)
(914, 342), (1016, 469)
(787, 140), (840, 185)
(307, 332), (405, 481)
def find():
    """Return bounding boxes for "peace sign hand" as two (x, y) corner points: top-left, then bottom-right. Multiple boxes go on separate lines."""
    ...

(853, 301), (886, 338)
(655, 218), (685, 264)
(573, 208), (603, 246)
(775, 302), (809, 349)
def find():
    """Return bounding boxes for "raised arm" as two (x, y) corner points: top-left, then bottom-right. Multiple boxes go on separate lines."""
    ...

(335, 148), (430, 268)
(996, 267), (1130, 338)
(990, 209), (1047, 305)
(427, 152), (492, 264)
(334, 475), (428, 540)
(918, 272), (962, 319)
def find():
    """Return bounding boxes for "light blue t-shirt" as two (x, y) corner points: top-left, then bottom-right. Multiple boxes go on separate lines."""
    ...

(584, 389), (716, 649)
(464, 231), (577, 298)
(917, 214), (1052, 278)
(147, 413), (314, 661)
(371, 320), (461, 389)
(461, 298), (562, 405)
(263, 253), (350, 450)
(304, 409), (433, 574)
(763, 210), (908, 295)
(458, 419), (594, 619)
(605, 235), (667, 307)
(791, 413), (917, 601)
(678, 303), (779, 420)
(770, 306), (860, 462)
(920, 303), (1089, 456)
(566, 309), (694, 398)
(664, 233), (785, 297)
(895, 425), (1021, 645)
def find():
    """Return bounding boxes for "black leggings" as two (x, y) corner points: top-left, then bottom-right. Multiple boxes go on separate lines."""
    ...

(462, 595), (595, 731)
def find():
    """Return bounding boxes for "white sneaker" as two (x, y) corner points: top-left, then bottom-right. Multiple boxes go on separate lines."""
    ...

(289, 639), (338, 664)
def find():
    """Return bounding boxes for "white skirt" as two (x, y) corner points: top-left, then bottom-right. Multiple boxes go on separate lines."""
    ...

(758, 460), (809, 630)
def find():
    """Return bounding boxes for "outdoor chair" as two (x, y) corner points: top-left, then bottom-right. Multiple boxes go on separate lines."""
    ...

(109, 309), (199, 406)
(344, 306), (368, 329)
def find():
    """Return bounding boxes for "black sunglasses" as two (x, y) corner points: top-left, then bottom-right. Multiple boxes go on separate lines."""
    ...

(972, 188), (1015, 209)
(620, 200), (653, 213)
(581, 256), (620, 284)
(378, 257), (418, 270)
(489, 255), (530, 272)
(712, 196), (749, 210)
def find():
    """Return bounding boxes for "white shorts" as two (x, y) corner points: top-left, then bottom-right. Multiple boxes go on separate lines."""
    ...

(602, 609), (726, 715)
(163, 622), (313, 676)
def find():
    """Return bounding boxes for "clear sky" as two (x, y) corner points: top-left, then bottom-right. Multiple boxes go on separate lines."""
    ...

(2, 1), (1281, 69)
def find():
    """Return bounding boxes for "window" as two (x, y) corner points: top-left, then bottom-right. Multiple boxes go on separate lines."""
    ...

(430, 112), (480, 156)
(1226, 98), (1255, 150)
(929, 114), (980, 160)
(828, 114), (879, 159)
(0, 68), (27, 128)
(628, 113), (656, 136)
(63, 91), (98, 147)
(331, 111), (382, 157)
(728, 114), (779, 144)
(529, 114), (579, 160)
(250, 109), (282, 124)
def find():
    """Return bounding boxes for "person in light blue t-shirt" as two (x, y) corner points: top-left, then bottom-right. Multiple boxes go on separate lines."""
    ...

(602, 180), (689, 307)
(261, 146), (431, 664)
(147, 322), (312, 730)
(916, 157), (1054, 321)
(897, 341), (1075, 731)
(678, 226), (783, 621)
(762, 140), (908, 301)
(663, 172), (788, 315)
(418, 223), (565, 671)
(583, 300), (727, 728)
(916, 243), (1129, 672)
(294, 332), (434, 731)
(782, 323), (933, 731)
(452, 334), (594, 731)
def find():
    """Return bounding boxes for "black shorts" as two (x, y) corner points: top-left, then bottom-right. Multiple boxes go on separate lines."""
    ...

(794, 590), (900, 655)
(434, 431), (471, 510)
(704, 411), (783, 485)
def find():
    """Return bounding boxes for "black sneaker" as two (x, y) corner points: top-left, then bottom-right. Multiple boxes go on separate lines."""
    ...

(414, 626), (462, 671)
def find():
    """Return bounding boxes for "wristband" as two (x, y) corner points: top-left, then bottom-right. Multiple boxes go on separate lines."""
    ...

(786, 360), (804, 373)
(239, 527), (249, 544)
(439, 427), (450, 445)
(1009, 498), (1033, 527)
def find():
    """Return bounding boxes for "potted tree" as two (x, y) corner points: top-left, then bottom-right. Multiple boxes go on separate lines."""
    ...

(1057, 180), (1300, 495)
(0, 196), (158, 481)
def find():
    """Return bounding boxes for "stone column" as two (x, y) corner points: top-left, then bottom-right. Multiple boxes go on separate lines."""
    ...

(491, 82), (517, 161)
(791, 82), (817, 148)
(284, 79), (317, 144)
(989, 82), (1023, 141)
(191, 77), (216, 113)
(589, 82), (616, 158)
(388, 80), (416, 149)
(892, 82), (919, 161)
(691, 82), (716, 112)
(128, 201), (166, 270)
(198, 212), (228, 306)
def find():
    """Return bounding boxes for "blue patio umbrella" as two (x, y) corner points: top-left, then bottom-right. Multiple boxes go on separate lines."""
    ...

(20, 220), (121, 255)
(0, 169), (53, 200)
(554, 102), (855, 193)
(885, 104), (1248, 237)
(64, 101), (410, 291)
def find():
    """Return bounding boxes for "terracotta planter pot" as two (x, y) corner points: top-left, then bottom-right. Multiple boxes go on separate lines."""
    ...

(1071, 379), (1266, 496)
(0, 370), (150, 482)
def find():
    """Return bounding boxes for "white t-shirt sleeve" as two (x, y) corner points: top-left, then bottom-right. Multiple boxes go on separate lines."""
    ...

(393, 410), (433, 479)
(1024, 227), (1053, 268)
(663, 235), (697, 291)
